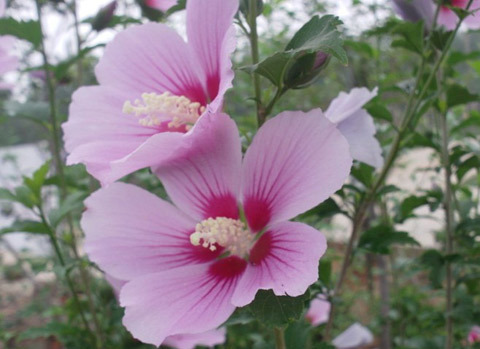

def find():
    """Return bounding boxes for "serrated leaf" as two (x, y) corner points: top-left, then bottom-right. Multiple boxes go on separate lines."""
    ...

(358, 225), (420, 254)
(23, 161), (50, 199)
(0, 18), (42, 47)
(392, 20), (424, 54)
(446, 84), (479, 109)
(246, 15), (346, 88)
(285, 15), (347, 64)
(247, 290), (309, 327)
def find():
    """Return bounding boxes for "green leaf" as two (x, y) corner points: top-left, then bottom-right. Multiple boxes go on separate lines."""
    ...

(419, 250), (445, 289)
(285, 15), (347, 64)
(392, 20), (424, 54)
(451, 111), (480, 136)
(365, 103), (393, 122)
(246, 15), (346, 88)
(0, 188), (16, 202)
(23, 161), (51, 200)
(52, 44), (104, 80)
(0, 18), (42, 47)
(318, 259), (332, 286)
(242, 51), (292, 87)
(247, 290), (309, 327)
(447, 50), (480, 66)
(49, 191), (88, 228)
(0, 220), (49, 236)
(13, 185), (37, 208)
(300, 198), (341, 220)
(358, 225), (420, 254)
(446, 84), (479, 109)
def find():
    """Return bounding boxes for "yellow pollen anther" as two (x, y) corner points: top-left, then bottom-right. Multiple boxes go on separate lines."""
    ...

(122, 92), (205, 130)
(190, 217), (254, 257)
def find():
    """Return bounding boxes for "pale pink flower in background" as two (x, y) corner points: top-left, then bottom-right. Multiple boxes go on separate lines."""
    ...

(392, 0), (435, 27)
(0, 0), (19, 90)
(105, 274), (226, 349)
(325, 87), (383, 169)
(145, 0), (177, 12)
(438, 0), (480, 30)
(332, 323), (374, 349)
(62, 0), (238, 185)
(81, 110), (352, 345)
(469, 325), (480, 343)
(305, 296), (331, 326)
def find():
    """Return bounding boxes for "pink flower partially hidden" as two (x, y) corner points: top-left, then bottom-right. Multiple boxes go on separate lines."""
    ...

(82, 110), (352, 345)
(305, 296), (331, 326)
(105, 274), (226, 349)
(438, 0), (480, 30)
(0, 0), (19, 90)
(469, 325), (480, 343)
(325, 87), (383, 169)
(144, 0), (177, 12)
(62, 0), (238, 185)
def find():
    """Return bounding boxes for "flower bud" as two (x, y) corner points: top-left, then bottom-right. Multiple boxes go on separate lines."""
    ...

(91, 1), (117, 32)
(284, 51), (331, 89)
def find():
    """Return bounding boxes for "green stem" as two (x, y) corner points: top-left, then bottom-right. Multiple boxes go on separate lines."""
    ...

(437, 74), (455, 349)
(35, 2), (103, 347)
(38, 207), (93, 339)
(324, 0), (472, 339)
(274, 327), (286, 349)
(247, 0), (264, 127)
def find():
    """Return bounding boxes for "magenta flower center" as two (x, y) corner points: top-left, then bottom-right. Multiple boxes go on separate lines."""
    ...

(190, 217), (255, 258)
(123, 92), (205, 130)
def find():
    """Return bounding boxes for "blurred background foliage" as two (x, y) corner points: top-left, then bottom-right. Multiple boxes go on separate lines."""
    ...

(0, 0), (480, 348)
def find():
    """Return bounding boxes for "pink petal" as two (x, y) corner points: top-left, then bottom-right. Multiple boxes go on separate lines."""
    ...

(325, 87), (377, 124)
(145, 0), (177, 12)
(186, 0), (238, 104)
(468, 325), (480, 343)
(0, 0), (5, 17)
(231, 221), (327, 307)
(95, 22), (207, 105)
(337, 109), (383, 168)
(464, 0), (480, 29)
(438, 6), (460, 30)
(81, 183), (221, 280)
(154, 111), (242, 221)
(305, 296), (331, 326)
(242, 110), (352, 231)
(163, 328), (226, 349)
(63, 86), (187, 185)
(120, 257), (246, 346)
(332, 323), (374, 349)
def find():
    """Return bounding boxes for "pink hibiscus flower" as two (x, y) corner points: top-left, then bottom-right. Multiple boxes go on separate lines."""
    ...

(62, 0), (238, 185)
(438, 0), (480, 30)
(305, 296), (331, 326)
(325, 87), (383, 169)
(392, 0), (435, 27)
(105, 274), (226, 349)
(81, 111), (352, 345)
(0, 0), (19, 90)
(469, 325), (480, 343)
(144, 0), (177, 12)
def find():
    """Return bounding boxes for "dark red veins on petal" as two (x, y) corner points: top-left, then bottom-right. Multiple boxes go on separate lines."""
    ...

(181, 84), (208, 107)
(203, 194), (239, 220)
(209, 256), (247, 280)
(244, 196), (271, 232)
(206, 74), (220, 103)
(249, 231), (273, 266)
